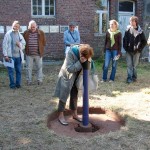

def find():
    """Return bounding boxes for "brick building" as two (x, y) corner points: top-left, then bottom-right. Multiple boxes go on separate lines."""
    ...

(0, 0), (149, 60)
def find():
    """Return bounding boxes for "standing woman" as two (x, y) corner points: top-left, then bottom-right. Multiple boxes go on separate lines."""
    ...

(101, 20), (122, 82)
(64, 22), (80, 55)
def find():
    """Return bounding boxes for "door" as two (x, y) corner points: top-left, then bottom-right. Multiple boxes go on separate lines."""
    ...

(118, 0), (135, 53)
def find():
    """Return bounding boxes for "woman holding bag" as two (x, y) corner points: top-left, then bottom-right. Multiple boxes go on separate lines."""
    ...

(101, 20), (122, 82)
(54, 44), (93, 126)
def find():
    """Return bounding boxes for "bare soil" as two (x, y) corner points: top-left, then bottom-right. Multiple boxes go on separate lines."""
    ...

(47, 107), (125, 138)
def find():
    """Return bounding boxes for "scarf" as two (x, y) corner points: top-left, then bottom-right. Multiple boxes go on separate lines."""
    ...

(127, 25), (142, 37)
(72, 45), (80, 59)
(108, 29), (120, 47)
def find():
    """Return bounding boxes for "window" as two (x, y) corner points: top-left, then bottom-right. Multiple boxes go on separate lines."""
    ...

(119, 1), (133, 12)
(94, 0), (109, 34)
(32, 0), (55, 16)
(60, 26), (69, 33)
(0, 26), (4, 33)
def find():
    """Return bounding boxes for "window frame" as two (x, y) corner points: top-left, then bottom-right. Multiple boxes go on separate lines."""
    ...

(95, 0), (109, 35)
(96, 10), (109, 34)
(118, 0), (135, 13)
(31, 0), (55, 17)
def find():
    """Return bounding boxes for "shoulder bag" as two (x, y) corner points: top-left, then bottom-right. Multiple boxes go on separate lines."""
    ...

(71, 45), (99, 91)
(76, 60), (99, 91)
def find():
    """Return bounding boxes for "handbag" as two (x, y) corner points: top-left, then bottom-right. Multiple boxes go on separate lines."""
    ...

(71, 46), (99, 91)
(76, 73), (99, 91)
(76, 60), (99, 91)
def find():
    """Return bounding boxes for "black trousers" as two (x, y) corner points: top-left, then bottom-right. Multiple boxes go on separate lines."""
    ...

(58, 84), (78, 112)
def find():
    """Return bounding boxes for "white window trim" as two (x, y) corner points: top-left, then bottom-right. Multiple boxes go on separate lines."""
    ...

(31, 0), (55, 17)
(96, 10), (109, 34)
(118, 0), (135, 14)
(60, 25), (69, 33)
(95, 0), (109, 35)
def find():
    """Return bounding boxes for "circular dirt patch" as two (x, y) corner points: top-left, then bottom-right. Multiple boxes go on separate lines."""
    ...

(47, 107), (125, 138)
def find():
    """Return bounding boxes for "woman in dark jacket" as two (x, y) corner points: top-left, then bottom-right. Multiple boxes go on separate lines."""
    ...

(123, 16), (147, 83)
(101, 20), (122, 82)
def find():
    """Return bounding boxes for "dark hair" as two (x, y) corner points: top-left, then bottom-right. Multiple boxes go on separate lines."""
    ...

(79, 44), (94, 59)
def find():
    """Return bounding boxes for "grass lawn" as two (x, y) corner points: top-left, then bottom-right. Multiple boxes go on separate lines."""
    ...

(0, 58), (150, 150)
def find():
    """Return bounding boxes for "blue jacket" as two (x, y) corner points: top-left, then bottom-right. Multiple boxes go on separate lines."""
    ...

(64, 29), (80, 46)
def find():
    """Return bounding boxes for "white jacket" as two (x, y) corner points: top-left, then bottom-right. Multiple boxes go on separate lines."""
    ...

(3, 30), (26, 63)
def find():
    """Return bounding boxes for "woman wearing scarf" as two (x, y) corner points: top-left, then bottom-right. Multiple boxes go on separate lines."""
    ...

(123, 16), (147, 83)
(101, 20), (122, 82)
(54, 44), (94, 125)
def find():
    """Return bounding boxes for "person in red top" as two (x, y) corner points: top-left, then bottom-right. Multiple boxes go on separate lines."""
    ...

(101, 19), (122, 82)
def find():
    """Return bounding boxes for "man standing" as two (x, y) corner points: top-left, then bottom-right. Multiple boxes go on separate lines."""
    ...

(123, 16), (147, 83)
(3, 21), (26, 89)
(64, 22), (80, 54)
(23, 20), (46, 85)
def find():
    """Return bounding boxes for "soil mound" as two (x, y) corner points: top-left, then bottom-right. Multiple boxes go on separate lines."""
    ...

(47, 107), (125, 138)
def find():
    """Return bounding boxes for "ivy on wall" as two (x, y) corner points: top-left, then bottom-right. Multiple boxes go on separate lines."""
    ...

(94, 14), (99, 32)
(95, 0), (107, 10)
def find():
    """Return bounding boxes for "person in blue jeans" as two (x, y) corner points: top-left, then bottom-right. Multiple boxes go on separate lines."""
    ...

(102, 20), (122, 82)
(3, 21), (26, 89)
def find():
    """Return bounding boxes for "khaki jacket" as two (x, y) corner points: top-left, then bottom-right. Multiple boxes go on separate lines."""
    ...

(23, 29), (46, 57)
(54, 50), (82, 103)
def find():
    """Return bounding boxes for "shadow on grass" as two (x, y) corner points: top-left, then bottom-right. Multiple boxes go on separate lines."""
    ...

(93, 58), (150, 97)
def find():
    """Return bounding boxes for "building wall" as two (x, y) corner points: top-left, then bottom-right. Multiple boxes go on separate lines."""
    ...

(0, 0), (147, 60)
(0, 0), (99, 60)
(143, 0), (150, 58)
